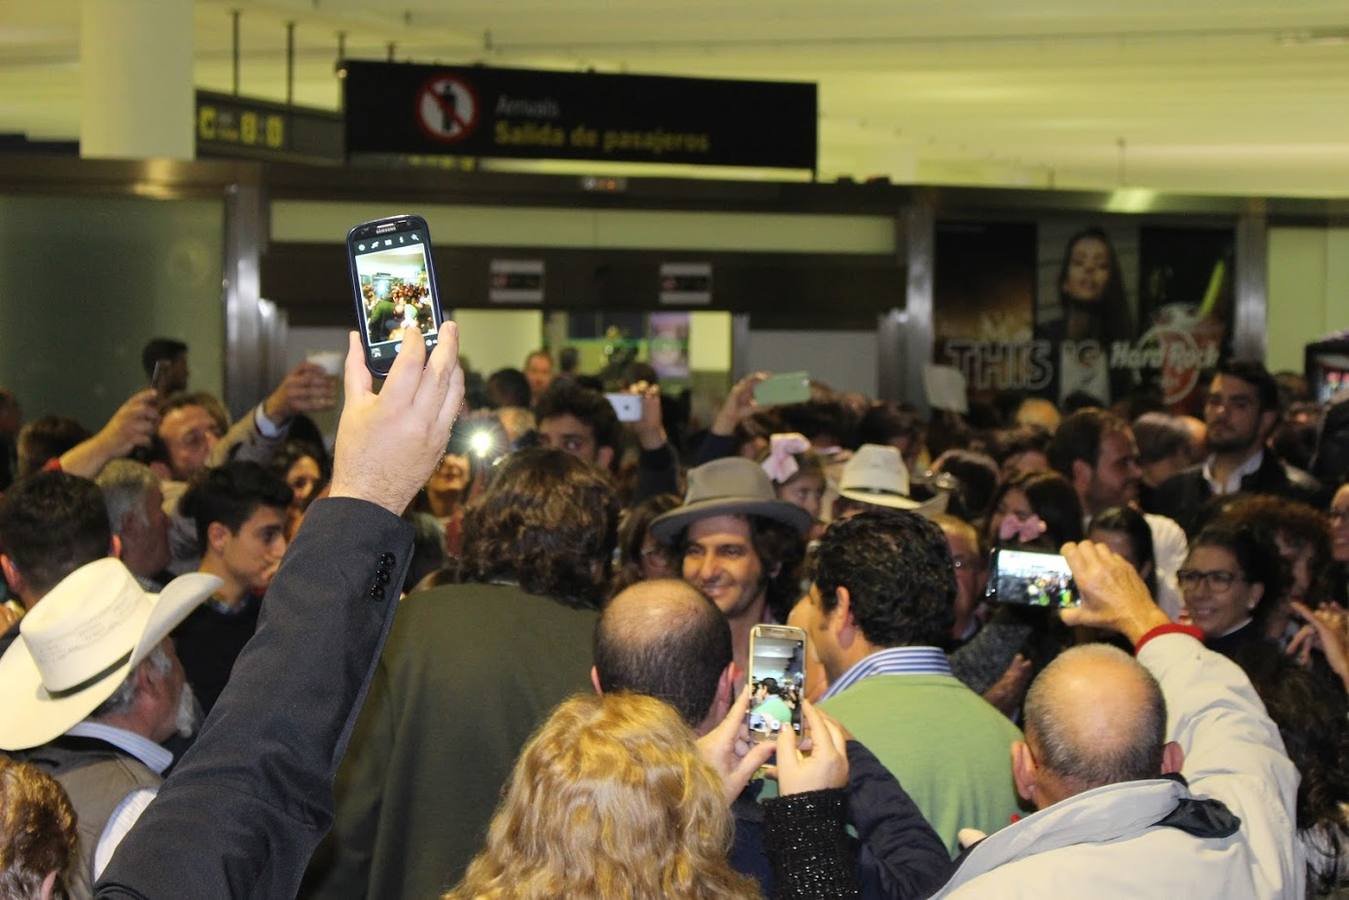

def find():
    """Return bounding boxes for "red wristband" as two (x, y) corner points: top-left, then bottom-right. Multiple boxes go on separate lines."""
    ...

(41, 457), (63, 473)
(1134, 623), (1204, 654)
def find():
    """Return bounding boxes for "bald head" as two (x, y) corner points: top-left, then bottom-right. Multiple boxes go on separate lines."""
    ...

(1016, 397), (1062, 434)
(593, 579), (732, 729)
(1022, 644), (1167, 802)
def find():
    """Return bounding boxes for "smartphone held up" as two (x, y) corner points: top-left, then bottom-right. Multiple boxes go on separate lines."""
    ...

(348, 214), (445, 377)
(985, 548), (1081, 609)
(746, 624), (806, 742)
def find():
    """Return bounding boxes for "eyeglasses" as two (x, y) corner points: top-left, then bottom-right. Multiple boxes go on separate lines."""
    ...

(1176, 569), (1246, 593)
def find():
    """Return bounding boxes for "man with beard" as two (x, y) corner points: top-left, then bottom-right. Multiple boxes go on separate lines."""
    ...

(650, 457), (811, 677)
(1047, 409), (1188, 620)
(173, 461), (291, 714)
(1149, 361), (1321, 535)
(0, 558), (217, 896)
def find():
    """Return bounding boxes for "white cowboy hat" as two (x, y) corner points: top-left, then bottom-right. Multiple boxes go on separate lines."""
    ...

(0, 558), (219, 751)
(837, 444), (949, 518)
(651, 457), (814, 543)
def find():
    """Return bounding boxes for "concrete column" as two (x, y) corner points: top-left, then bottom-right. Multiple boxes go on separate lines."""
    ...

(80, 0), (195, 160)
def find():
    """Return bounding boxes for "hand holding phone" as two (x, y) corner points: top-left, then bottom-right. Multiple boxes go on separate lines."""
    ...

(347, 215), (445, 377)
(775, 701), (849, 796)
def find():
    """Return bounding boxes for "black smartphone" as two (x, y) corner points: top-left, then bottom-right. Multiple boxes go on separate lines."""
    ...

(746, 624), (806, 742)
(347, 214), (444, 377)
(985, 547), (1080, 609)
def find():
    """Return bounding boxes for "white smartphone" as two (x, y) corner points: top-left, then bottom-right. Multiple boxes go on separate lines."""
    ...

(746, 624), (806, 742)
(606, 392), (643, 423)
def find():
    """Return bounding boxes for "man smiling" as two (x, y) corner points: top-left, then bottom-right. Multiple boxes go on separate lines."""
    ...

(651, 458), (810, 677)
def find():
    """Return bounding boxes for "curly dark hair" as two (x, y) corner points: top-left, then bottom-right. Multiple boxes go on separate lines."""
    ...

(671, 513), (806, 624)
(813, 509), (955, 647)
(534, 382), (622, 467)
(458, 447), (618, 609)
(1233, 645), (1349, 893)
(1220, 494), (1335, 604)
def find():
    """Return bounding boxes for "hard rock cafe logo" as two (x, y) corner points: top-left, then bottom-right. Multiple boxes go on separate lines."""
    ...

(944, 304), (1221, 405)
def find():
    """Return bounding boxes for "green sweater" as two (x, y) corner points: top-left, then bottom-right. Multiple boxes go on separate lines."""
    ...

(820, 673), (1025, 857)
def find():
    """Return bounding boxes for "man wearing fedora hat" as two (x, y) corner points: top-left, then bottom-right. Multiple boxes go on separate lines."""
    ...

(1, 557), (220, 896)
(651, 457), (811, 676)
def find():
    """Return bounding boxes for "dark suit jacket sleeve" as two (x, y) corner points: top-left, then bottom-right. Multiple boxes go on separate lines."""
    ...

(300, 656), (397, 898)
(95, 497), (414, 900)
(847, 740), (956, 900)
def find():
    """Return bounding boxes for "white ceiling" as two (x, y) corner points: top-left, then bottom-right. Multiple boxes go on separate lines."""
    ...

(5, 0), (1349, 195)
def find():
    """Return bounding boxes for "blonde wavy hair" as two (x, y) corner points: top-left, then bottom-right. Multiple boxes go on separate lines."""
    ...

(444, 693), (761, 900)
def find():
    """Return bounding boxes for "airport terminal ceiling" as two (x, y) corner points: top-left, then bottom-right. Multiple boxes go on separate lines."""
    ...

(6, 2), (1349, 196)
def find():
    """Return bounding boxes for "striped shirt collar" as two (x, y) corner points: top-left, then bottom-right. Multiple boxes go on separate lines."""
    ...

(820, 645), (952, 701)
(65, 721), (173, 775)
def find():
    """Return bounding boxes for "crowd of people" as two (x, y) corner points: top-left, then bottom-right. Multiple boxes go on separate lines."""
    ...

(1, 324), (1348, 899)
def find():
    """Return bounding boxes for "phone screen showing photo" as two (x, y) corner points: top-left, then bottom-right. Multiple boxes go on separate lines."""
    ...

(353, 230), (438, 364)
(990, 549), (1080, 608)
(747, 632), (805, 740)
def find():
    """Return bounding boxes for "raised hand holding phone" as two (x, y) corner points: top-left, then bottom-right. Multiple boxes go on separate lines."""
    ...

(696, 685), (777, 805)
(328, 321), (465, 516)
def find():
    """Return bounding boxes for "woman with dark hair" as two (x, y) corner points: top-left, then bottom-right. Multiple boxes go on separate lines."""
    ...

(611, 493), (682, 596)
(985, 470), (1084, 552)
(270, 440), (328, 539)
(953, 472), (1082, 708)
(1042, 227), (1135, 405)
(1233, 647), (1349, 895)
(1087, 505), (1158, 599)
(1179, 521), (1284, 659)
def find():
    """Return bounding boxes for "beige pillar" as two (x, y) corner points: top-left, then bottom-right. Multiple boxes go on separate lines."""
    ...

(80, 0), (195, 160)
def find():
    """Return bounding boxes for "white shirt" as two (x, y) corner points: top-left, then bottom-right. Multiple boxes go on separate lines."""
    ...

(64, 721), (170, 878)
(1202, 449), (1264, 497)
(1145, 513), (1188, 622)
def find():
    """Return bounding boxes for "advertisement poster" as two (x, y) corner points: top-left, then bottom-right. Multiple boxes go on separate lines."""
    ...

(936, 219), (1234, 413)
(933, 222), (1039, 394)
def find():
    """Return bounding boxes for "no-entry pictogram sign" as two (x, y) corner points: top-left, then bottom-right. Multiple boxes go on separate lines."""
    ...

(417, 74), (478, 143)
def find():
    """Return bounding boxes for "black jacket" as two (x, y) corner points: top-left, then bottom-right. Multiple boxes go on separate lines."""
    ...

(1147, 451), (1322, 536)
(95, 498), (414, 900)
(731, 740), (955, 899)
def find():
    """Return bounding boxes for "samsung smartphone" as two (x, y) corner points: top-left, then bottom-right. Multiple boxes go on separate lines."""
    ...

(753, 371), (811, 407)
(605, 393), (643, 422)
(746, 624), (807, 742)
(985, 547), (1080, 609)
(347, 214), (444, 377)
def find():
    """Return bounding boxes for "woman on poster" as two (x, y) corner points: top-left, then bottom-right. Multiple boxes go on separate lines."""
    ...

(1041, 227), (1137, 405)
